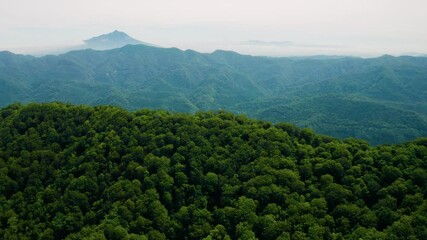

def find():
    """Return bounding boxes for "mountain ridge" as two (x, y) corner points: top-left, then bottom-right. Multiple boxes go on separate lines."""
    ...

(0, 43), (426, 144)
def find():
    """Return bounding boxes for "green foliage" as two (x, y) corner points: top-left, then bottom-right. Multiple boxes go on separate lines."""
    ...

(0, 103), (426, 239)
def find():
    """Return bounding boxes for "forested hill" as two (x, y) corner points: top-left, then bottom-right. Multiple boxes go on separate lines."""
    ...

(0, 103), (426, 239)
(1, 46), (427, 145)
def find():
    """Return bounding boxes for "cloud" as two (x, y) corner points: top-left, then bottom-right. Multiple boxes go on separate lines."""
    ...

(241, 40), (344, 49)
(241, 40), (294, 47)
(1, 0), (426, 56)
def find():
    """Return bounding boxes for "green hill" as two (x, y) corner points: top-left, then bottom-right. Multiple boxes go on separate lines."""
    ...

(0, 46), (426, 144)
(233, 95), (427, 145)
(0, 103), (426, 239)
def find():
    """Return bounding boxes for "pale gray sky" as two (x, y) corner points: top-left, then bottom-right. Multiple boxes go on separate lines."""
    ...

(0, 0), (426, 56)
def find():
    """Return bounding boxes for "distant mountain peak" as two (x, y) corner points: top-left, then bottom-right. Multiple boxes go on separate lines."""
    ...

(84, 30), (138, 44)
(83, 30), (155, 50)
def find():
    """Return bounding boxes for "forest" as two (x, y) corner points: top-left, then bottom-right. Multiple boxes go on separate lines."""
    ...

(0, 103), (426, 239)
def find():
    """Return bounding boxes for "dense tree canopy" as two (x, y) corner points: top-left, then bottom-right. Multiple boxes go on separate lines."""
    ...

(0, 103), (426, 239)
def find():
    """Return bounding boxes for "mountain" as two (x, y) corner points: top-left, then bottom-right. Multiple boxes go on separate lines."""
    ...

(0, 103), (426, 239)
(0, 43), (426, 144)
(28, 31), (156, 55)
(83, 30), (156, 50)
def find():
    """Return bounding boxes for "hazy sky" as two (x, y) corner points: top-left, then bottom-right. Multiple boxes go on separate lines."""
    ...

(1, 0), (426, 56)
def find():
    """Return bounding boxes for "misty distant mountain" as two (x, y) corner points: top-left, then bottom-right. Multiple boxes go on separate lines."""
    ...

(29, 31), (156, 55)
(83, 30), (156, 50)
(0, 44), (426, 144)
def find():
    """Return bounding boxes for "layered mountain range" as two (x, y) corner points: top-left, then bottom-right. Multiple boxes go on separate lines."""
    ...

(0, 32), (426, 144)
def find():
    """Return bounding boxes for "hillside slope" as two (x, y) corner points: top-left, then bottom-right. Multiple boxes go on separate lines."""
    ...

(0, 103), (426, 239)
